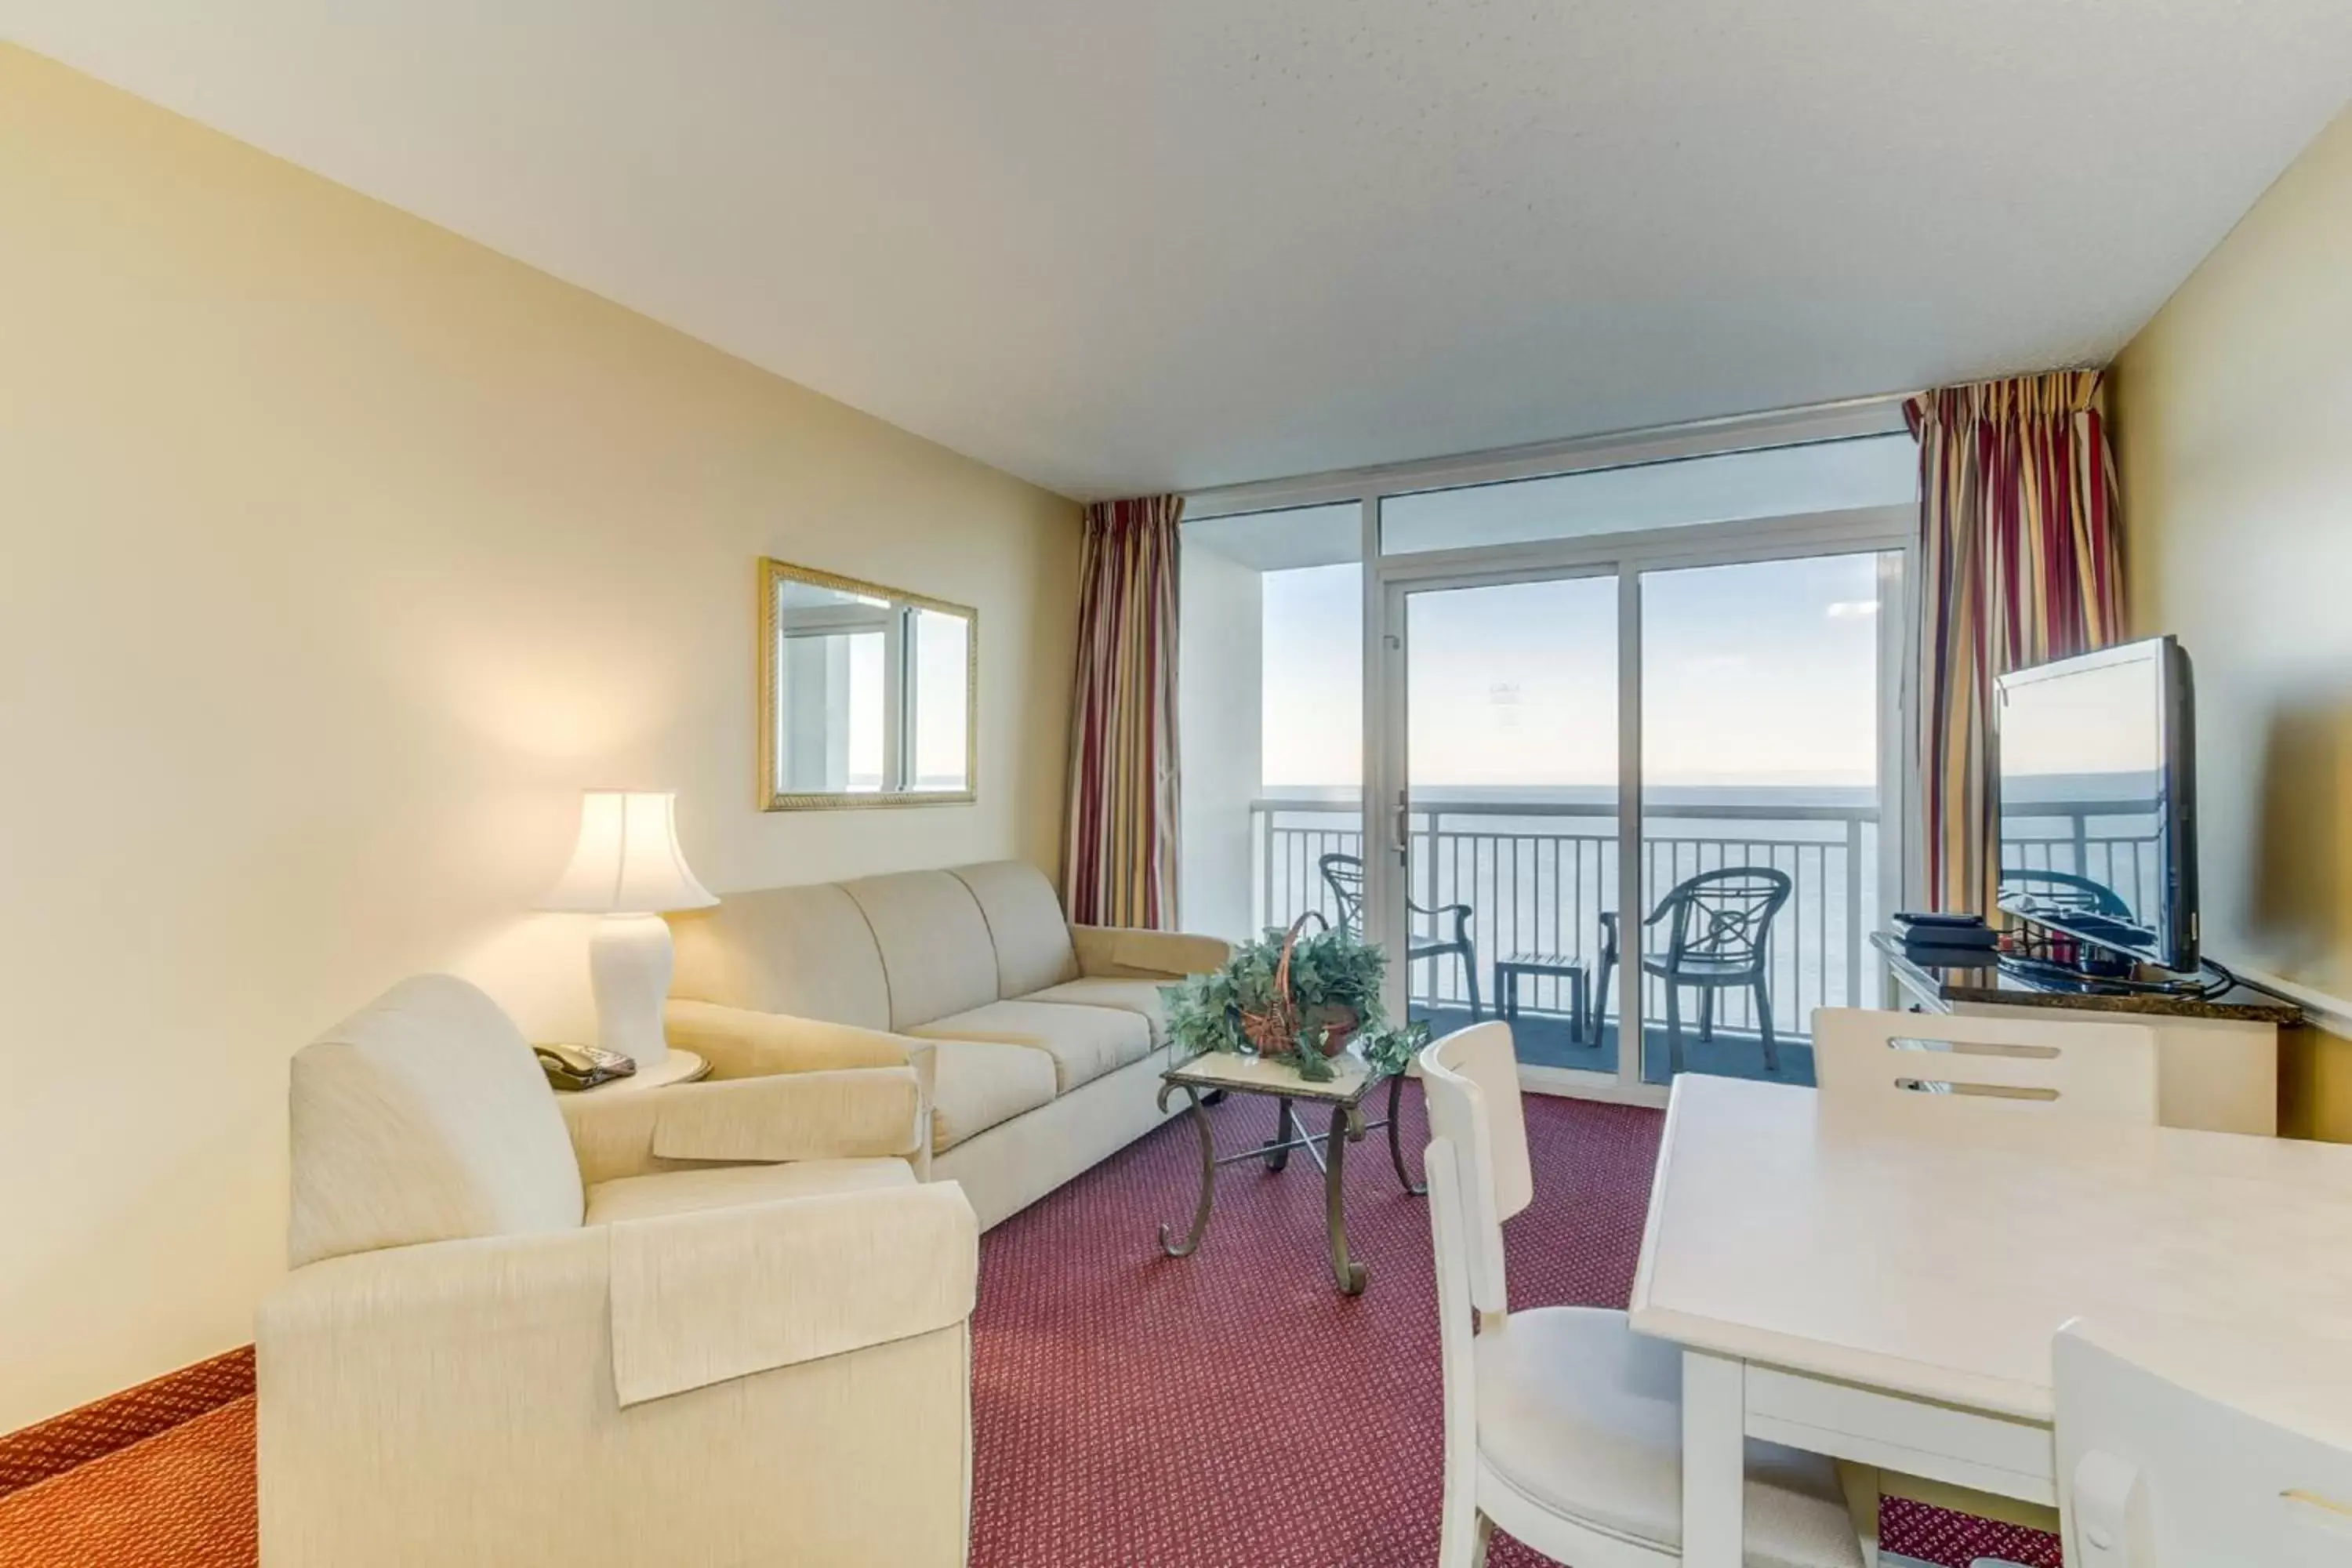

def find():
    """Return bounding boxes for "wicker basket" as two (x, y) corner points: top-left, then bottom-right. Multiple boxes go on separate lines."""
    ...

(1240, 911), (1359, 1059)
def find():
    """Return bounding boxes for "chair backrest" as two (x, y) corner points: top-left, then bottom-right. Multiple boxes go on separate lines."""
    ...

(1998, 866), (2133, 919)
(2056, 1320), (2352, 1566)
(1318, 853), (1367, 936)
(672, 859), (1080, 1030)
(1655, 866), (1790, 970)
(948, 860), (1081, 998)
(1419, 1021), (1532, 1315)
(288, 975), (584, 1269)
(1813, 1007), (2159, 1125)
(671, 880), (895, 1028)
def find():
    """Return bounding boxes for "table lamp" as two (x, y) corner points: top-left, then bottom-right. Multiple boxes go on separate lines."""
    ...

(537, 790), (717, 1075)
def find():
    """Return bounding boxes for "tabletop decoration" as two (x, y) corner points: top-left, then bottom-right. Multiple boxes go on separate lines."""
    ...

(1162, 912), (1428, 1083)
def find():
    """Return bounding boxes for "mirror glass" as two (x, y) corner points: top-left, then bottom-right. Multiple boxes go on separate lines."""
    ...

(760, 559), (976, 808)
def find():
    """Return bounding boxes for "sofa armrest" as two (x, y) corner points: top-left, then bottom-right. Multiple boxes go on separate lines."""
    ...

(665, 998), (916, 1075)
(1071, 924), (1234, 979)
(560, 1063), (933, 1185)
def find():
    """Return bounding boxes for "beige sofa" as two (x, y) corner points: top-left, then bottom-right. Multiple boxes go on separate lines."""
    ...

(666, 859), (1231, 1229)
(260, 975), (976, 1567)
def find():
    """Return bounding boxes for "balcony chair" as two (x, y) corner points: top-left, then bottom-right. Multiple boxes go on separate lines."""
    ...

(1995, 865), (2131, 916)
(1418, 1021), (1861, 1568)
(1594, 866), (1792, 1076)
(1319, 851), (1481, 1020)
(260, 974), (977, 1567)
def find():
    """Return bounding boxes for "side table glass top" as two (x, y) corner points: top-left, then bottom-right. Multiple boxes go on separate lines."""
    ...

(1161, 1047), (1387, 1105)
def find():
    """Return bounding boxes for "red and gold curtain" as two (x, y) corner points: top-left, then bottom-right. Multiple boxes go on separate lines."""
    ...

(1907, 370), (2126, 916)
(1064, 495), (1181, 928)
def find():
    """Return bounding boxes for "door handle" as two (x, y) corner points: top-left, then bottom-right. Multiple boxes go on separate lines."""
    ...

(1394, 789), (1410, 866)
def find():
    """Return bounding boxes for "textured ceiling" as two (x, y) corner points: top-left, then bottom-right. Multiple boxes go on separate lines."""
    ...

(8, 2), (2350, 498)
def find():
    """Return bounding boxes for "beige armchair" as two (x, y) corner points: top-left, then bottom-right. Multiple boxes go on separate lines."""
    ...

(259, 975), (977, 1568)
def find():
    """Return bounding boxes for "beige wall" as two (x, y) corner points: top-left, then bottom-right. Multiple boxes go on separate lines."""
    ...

(2111, 103), (2352, 1142)
(0, 46), (1080, 1431)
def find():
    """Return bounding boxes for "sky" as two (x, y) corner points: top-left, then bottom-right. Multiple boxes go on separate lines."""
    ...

(1261, 552), (1886, 792)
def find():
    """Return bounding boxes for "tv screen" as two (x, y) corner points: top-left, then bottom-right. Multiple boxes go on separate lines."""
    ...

(1994, 636), (2198, 971)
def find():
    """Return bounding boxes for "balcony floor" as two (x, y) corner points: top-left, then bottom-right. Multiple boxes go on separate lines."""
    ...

(1410, 1003), (1817, 1088)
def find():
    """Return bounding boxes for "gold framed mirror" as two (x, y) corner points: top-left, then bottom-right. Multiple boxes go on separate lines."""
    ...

(757, 557), (977, 810)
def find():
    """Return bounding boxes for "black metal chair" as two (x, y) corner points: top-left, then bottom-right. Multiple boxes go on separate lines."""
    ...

(1593, 866), (1793, 1076)
(1317, 852), (1482, 1022)
(1997, 866), (2132, 918)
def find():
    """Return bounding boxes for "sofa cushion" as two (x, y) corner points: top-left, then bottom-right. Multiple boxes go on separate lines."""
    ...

(583, 1158), (915, 1225)
(910, 1000), (1152, 1094)
(1023, 977), (1173, 1044)
(949, 861), (1079, 999)
(926, 1040), (1059, 1152)
(841, 870), (1001, 1030)
(289, 975), (584, 1269)
(668, 883), (891, 1031)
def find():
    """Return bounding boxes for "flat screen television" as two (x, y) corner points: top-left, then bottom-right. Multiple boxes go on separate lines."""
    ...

(1994, 636), (2198, 972)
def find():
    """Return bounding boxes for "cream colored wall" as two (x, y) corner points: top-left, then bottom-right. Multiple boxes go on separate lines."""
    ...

(1176, 539), (1264, 942)
(2110, 103), (2352, 1142)
(0, 45), (1080, 1431)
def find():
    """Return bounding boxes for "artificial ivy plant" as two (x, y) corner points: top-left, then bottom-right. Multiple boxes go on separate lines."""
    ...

(1160, 920), (1429, 1083)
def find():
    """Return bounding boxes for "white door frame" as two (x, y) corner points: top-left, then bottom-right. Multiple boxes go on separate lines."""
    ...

(1371, 504), (1915, 1104)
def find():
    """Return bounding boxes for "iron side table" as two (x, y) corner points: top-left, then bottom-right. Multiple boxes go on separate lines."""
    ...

(1155, 1049), (1425, 1295)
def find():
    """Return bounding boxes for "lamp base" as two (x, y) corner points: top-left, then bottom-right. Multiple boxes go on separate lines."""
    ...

(588, 913), (674, 1076)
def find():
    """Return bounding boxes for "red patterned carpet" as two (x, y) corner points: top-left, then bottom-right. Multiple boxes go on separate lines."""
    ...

(0, 1087), (2056, 1567)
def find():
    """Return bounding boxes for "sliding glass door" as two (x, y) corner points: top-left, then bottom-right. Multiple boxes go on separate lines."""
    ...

(1379, 538), (1903, 1102)
(1634, 550), (1901, 1087)
(1396, 572), (1621, 1084)
(1178, 419), (1918, 1104)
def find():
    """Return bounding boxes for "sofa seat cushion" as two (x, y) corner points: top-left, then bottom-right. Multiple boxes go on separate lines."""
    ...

(927, 1040), (1058, 1152)
(910, 1000), (1152, 1094)
(584, 1158), (915, 1225)
(1022, 977), (1174, 1044)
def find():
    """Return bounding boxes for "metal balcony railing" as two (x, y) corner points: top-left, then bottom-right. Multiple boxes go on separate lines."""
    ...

(1250, 794), (2158, 1040)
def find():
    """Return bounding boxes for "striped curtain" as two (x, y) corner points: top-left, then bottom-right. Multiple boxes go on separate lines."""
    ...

(1907, 370), (2126, 916)
(1063, 495), (1182, 928)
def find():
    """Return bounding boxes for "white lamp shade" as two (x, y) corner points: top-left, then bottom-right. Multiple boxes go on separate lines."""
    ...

(537, 791), (718, 915)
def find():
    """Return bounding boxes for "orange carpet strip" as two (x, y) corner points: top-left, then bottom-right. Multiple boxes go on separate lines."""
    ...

(0, 1347), (252, 1501)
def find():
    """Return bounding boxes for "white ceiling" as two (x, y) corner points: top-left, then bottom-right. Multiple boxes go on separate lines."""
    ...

(9, 3), (2350, 499)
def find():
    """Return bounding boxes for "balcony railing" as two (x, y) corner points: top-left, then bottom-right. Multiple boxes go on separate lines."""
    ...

(1253, 794), (1878, 1039)
(1251, 793), (2159, 1041)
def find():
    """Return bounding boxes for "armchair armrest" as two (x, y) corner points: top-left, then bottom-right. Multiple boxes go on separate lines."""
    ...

(607, 1182), (977, 1406)
(561, 1062), (935, 1185)
(1071, 924), (1233, 979)
(260, 1181), (978, 1412)
(257, 1184), (978, 1564)
(665, 998), (915, 1075)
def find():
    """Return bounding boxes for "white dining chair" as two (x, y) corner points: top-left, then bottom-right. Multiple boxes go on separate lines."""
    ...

(2056, 1319), (2352, 1566)
(1812, 1007), (2159, 1126)
(1419, 1021), (1862, 1568)
(1812, 1007), (2161, 1563)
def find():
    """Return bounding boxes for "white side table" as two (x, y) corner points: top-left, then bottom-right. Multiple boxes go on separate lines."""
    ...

(548, 1048), (710, 1095)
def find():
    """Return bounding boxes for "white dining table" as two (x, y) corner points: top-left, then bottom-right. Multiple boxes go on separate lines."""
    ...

(1628, 1073), (2352, 1568)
